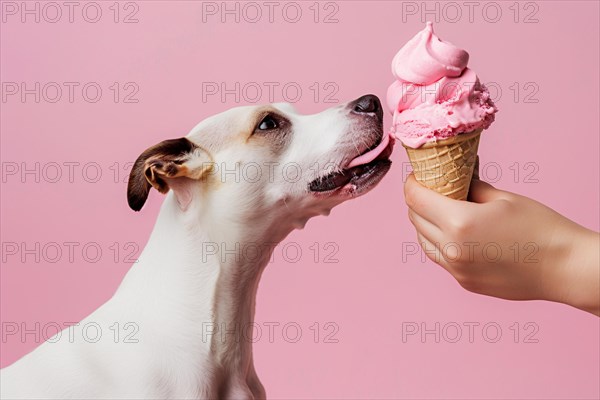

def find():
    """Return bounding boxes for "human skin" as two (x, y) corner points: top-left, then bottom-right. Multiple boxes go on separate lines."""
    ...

(404, 174), (600, 316)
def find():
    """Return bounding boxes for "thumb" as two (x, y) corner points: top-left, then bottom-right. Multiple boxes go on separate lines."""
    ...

(468, 157), (509, 203)
(468, 178), (506, 203)
(472, 155), (480, 180)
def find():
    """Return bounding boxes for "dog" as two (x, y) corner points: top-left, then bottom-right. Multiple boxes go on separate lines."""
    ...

(0, 95), (394, 399)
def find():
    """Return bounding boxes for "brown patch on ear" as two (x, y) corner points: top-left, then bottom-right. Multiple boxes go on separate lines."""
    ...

(127, 138), (212, 211)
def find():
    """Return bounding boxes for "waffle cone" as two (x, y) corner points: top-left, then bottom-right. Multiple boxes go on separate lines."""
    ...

(403, 129), (482, 200)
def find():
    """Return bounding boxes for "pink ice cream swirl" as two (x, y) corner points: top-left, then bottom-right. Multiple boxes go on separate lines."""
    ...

(387, 22), (497, 148)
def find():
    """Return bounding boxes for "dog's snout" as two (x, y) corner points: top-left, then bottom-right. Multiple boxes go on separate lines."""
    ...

(351, 94), (383, 121)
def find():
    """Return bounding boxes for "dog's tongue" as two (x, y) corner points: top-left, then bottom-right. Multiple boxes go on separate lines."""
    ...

(347, 132), (393, 168)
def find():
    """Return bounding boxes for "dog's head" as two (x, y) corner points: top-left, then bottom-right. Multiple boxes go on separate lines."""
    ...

(128, 95), (394, 228)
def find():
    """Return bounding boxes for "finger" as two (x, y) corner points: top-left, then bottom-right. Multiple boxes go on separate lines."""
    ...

(468, 178), (509, 203)
(472, 155), (480, 180)
(408, 209), (443, 244)
(404, 174), (463, 226)
(416, 233), (467, 286)
(416, 232), (450, 271)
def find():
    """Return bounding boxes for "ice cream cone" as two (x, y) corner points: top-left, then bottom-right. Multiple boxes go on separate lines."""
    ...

(403, 129), (482, 200)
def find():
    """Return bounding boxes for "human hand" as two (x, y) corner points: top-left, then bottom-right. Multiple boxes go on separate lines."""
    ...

(404, 173), (600, 316)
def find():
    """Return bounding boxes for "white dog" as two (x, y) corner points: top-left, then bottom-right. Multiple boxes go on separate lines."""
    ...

(1, 95), (394, 399)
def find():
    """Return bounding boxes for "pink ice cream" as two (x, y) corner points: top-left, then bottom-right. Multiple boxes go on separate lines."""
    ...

(387, 22), (497, 148)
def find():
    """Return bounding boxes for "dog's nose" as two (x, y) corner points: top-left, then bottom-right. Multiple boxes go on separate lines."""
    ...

(351, 94), (383, 121)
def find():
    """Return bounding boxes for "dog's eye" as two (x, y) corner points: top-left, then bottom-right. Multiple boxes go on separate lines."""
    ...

(257, 115), (278, 131)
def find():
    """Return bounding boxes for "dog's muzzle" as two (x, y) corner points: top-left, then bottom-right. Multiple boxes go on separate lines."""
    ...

(309, 95), (394, 194)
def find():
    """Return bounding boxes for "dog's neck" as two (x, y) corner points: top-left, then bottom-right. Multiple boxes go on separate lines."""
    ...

(118, 193), (307, 398)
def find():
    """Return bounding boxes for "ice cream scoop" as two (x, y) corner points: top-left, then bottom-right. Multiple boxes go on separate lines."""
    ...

(391, 21), (469, 86)
(387, 22), (497, 148)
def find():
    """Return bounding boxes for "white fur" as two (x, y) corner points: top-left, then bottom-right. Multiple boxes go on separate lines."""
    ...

(1, 99), (387, 399)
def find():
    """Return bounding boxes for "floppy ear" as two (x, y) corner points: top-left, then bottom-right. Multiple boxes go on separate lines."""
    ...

(127, 138), (213, 212)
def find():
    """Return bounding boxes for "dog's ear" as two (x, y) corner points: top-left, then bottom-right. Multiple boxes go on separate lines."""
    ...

(127, 138), (213, 212)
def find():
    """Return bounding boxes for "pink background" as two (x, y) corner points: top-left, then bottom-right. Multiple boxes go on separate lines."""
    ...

(1, 1), (599, 399)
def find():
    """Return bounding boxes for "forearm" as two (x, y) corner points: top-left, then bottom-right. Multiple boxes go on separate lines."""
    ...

(553, 228), (600, 316)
